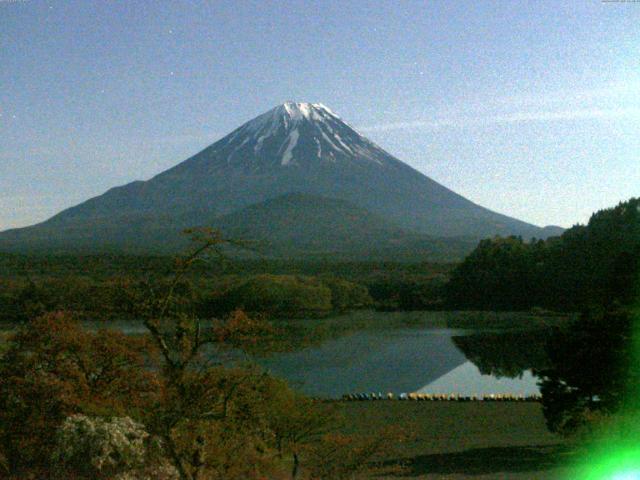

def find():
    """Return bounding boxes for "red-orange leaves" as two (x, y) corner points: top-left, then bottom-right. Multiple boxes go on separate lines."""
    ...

(0, 312), (160, 472)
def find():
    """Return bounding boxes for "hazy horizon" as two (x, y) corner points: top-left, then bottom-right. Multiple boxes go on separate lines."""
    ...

(2, 0), (639, 231)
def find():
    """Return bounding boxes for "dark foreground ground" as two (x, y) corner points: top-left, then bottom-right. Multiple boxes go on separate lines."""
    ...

(342, 401), (577, 479)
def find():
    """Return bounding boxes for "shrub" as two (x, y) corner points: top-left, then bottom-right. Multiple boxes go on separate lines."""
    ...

(52, 414), (160, 478)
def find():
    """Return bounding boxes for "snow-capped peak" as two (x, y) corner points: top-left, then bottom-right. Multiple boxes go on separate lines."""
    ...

(215, 102), (390, 169)
(243, 102), (340, 134)
(279, 102), (339, 122)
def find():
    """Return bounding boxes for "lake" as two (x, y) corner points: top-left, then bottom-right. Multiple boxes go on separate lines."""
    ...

(52, 311), (554, 399)
(256, 326), (544, 398)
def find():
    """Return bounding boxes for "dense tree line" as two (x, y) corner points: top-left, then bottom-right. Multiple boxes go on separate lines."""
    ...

(0, 275), (375, 323)
(0, 269), (451, 324)
(366, 273), (449, 311)
(0, 252), (452, 280)
(445, 198), (640, 312)
(445, 198), (640, 436)
(0, 251), (453, 319)
(201, 275), (373, 318)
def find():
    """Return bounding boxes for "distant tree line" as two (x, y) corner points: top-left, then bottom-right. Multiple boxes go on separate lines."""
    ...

(0, 268), (453, 324)
(0, 252), (452, 280)
(0, 274), (375, 324)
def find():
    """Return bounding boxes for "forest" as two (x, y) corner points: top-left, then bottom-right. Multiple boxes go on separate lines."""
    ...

(447, 198), (640, 438)
(0, 198), (638, 478)
(0, 231), (410, 479)
(445, 198), (640, 312)
(0, 253), (452, 324)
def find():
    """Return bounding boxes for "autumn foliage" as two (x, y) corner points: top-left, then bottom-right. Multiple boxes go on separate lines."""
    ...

(0, 231), (404, 479)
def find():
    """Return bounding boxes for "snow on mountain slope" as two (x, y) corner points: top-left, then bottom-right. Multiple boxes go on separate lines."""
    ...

(165, 102), (391, 175)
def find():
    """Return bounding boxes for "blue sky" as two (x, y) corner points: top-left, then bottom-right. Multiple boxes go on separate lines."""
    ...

(1, 0), (639, 230)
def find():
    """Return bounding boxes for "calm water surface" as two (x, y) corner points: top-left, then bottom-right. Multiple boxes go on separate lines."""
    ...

(257, 327), (541, 397)
(74, 313), (547, 398)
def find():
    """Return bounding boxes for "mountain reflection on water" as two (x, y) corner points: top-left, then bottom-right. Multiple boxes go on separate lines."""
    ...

(256, 326), (552, 398)
(416, 362), (541, 396)
(76, 317), (554, 399)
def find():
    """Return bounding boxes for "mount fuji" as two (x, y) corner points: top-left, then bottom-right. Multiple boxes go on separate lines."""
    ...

(0, 102), (559, 258)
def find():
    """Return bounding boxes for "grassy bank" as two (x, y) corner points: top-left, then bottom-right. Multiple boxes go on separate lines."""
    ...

(340, 401), (576, 479)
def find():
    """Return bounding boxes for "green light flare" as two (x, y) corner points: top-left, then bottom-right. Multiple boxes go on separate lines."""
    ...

(575, 445), (640, 480)
(571, 305), (640, 480)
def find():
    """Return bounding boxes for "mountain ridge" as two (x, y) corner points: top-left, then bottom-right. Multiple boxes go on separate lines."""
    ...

(0, 102), (561, 256)
(210, 192), (479, 261)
